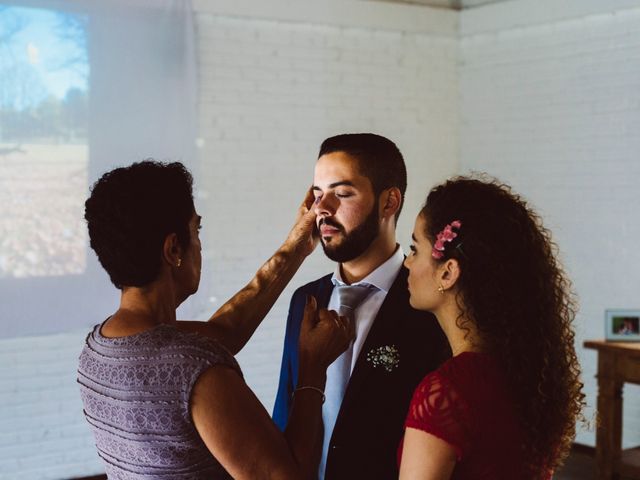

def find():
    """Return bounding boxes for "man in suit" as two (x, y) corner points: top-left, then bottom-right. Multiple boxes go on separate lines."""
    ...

(273, 133), (450, 480)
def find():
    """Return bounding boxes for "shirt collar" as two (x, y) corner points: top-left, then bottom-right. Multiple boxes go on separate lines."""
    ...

(331, 245), (404, 294)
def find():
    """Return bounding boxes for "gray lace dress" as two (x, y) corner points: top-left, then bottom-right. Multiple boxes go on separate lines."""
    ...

(77, 322), (241, 479)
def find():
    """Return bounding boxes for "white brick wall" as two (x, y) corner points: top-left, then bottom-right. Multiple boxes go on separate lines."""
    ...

(459, 4), (640, 448)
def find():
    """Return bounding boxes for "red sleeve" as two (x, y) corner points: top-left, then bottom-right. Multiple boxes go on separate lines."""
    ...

(404, 370), (472, 460)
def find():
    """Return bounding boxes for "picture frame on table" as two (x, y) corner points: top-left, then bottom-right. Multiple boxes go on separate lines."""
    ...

(605, 309), (640, 342)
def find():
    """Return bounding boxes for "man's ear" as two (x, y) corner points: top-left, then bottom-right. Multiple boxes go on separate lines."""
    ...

(440, 258), (461, 291)
(162, 233), (183, 268)
(380, 187), (402, 220)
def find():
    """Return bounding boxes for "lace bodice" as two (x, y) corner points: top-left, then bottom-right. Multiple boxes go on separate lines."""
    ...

(78, 322), (241, 479)
(399, 352), (528, 479)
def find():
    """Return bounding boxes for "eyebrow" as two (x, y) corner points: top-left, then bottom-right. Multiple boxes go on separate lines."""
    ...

(312, 180), (357, 191)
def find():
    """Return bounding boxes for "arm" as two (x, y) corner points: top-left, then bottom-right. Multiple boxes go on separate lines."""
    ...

(399, 428), (457, 480)
(191, 296), (353, 479)
(191, 365), (323, 480)
(179, 189), (318, 355)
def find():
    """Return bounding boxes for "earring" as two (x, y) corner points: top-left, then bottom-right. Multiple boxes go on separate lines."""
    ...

(177, 258), (182, 268)
(437, 284), (444, 294)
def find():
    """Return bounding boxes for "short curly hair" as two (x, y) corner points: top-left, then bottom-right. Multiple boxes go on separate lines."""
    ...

(421, 175), (585, 478)
(85, 160), (194, 289)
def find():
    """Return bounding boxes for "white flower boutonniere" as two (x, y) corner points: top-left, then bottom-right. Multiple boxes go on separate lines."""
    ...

(366, 345), (400, 372)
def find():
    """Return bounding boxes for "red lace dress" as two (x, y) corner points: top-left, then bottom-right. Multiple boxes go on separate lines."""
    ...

(398, 352), (538, 479)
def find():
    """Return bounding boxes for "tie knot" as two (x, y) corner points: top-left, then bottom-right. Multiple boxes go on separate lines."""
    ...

(335, 283), (375, 318)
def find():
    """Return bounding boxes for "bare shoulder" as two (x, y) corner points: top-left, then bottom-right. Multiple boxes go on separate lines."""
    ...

(191, 364), (244, 407)
(189, 366), (297, 480)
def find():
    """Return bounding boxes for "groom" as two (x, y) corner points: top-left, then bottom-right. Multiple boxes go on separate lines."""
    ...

(273, 133), (450, 479)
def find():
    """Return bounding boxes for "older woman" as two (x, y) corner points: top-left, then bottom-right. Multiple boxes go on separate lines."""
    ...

(399, 176), (585, 479)
(78, 160), (353, 479)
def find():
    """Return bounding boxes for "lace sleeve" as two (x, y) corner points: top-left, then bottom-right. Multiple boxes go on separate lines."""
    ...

(404, 370), (473, 460)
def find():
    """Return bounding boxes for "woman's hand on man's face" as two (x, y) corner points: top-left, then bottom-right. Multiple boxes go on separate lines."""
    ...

(284, 186), (319, 257)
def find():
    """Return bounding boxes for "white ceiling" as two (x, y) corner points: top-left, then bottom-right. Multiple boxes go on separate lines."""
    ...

(367, 0), (510, 10)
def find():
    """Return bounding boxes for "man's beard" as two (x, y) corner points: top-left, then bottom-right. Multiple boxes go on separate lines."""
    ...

(320, 201), (380, 263)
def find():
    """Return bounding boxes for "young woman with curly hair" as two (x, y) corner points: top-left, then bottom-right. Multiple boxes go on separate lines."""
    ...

(398, 176), (585, 479)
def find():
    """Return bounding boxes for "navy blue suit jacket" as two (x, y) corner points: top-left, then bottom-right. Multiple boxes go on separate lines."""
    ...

(273, 266), (450, 480)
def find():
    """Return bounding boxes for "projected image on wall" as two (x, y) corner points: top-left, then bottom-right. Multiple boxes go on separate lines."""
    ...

(0, 6), (89, 278)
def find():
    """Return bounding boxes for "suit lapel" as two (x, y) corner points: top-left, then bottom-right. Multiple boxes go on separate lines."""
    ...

(315, 274), (334, 308)
(293, 274), (333, 376)
(333, 267), (409, 427)
(292, 275), (334, 400)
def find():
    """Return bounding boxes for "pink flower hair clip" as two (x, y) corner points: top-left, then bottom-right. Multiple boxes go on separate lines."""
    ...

(432, 220), (462, 259)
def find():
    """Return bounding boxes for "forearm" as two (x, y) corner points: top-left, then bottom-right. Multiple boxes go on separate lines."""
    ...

(283, 368), (326, 479)
(206, 243), (306, 354)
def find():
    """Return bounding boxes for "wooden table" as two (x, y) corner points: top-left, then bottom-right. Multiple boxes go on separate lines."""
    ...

(584, 340), (640, 479)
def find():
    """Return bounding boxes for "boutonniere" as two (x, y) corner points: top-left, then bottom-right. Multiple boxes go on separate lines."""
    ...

(366, 345), (400, 372)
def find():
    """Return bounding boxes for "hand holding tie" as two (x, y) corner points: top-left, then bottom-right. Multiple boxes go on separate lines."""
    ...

(298, 295), (356, 373)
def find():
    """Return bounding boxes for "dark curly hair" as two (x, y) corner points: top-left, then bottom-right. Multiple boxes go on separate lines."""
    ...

(319, 133), (407, 222)
(421, 175), (585, 477)
(85, 160), (194, 289)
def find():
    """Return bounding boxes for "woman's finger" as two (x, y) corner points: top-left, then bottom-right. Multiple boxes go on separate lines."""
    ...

(340, 315), (356, 340)
(302, 295), (318, 329)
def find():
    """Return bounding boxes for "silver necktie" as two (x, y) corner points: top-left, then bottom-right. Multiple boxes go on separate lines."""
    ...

(319, 283), (375, 479)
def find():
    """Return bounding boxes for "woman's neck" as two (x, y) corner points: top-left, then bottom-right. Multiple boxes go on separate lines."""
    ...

(103, 280), (178, 337)
(435, 301), (484, 357)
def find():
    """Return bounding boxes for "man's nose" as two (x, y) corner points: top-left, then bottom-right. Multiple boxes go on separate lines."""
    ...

(314, 194), (336, 216)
